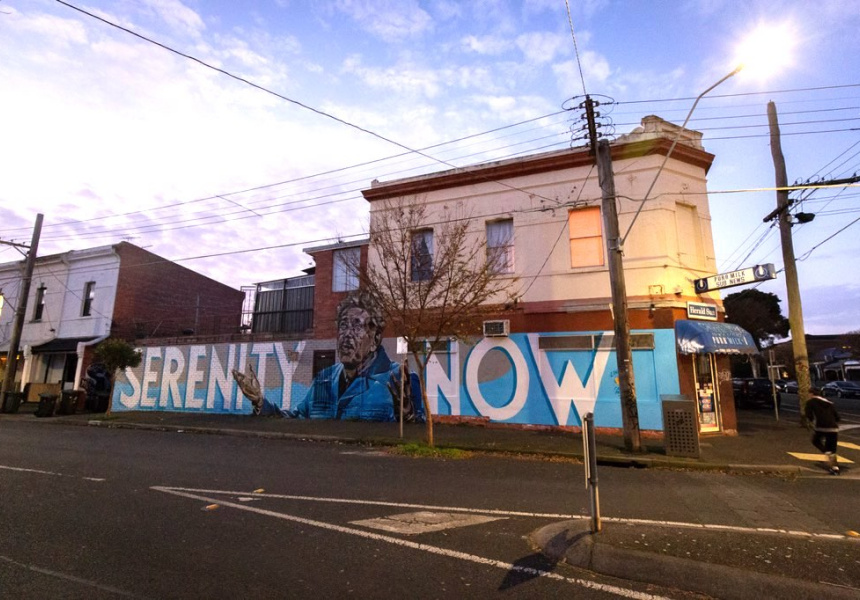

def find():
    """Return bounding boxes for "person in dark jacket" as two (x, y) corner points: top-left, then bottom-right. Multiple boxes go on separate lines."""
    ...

(805, 389), (841, 474)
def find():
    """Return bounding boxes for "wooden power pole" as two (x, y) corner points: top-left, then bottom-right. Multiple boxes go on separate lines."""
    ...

(596, 139), (641, 452)
(0, 214), (43, 404)
(767, 102), (811, 418)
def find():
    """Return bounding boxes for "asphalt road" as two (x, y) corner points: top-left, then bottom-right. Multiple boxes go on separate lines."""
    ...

(1, 422), (857, 599)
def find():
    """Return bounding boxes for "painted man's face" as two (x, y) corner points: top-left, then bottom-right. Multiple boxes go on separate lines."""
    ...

(337, 307), (376, 370)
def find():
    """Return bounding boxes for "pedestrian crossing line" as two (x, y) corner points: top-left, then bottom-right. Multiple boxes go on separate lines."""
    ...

(838, 441), (860, 451)
(787, 452), (854, 464)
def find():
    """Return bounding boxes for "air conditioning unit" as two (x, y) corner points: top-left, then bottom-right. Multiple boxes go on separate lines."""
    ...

(483, 319), (510, 337)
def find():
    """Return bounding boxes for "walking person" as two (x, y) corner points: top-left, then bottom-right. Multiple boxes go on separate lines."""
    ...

(805, 388), (841, 475)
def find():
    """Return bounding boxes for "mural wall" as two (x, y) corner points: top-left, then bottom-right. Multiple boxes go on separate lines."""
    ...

(112, 329), (680, 429)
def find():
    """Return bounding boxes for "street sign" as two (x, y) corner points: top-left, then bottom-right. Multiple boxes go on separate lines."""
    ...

(686, 302), (718, 321)
(694, 264), (776, 294)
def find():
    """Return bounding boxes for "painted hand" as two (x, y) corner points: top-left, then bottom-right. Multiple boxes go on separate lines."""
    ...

(231, 363), (265, 414)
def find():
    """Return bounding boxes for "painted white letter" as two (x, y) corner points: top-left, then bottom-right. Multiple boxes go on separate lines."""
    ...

(185, 345), (207, 409)
(159, 347), (185, 409)
(140, 347), (162, 408)
(465, 338), (529, 421)
(527, 333), (613, 425)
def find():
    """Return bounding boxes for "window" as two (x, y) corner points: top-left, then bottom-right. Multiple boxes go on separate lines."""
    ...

(332, 247), (360, 292)
(486, 219), (514, 274)
(82, 281), (96, 316)
(568, 206), (604, 268)
(411, 229), (434, 282)
(33, 284), (46, 321)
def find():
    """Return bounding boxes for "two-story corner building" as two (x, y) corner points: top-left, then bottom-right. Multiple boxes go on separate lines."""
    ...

(0, 241), (244, 402)
(106, 116), (756, 436)
(359, 116), (757, 434)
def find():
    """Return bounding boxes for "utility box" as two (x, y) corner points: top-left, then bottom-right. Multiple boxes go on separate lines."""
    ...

(661, 395), (700, 458)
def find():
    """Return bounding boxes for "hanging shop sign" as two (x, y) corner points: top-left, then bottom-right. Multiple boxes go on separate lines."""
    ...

(693, 264), (776, 294)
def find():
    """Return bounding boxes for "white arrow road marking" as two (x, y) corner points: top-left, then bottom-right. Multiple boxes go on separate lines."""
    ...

(151, 486), (668, 600)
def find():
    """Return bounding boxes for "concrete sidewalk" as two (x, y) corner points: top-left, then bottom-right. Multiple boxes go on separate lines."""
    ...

(4, 404), (859, 597)
(0, 403), (829, 473)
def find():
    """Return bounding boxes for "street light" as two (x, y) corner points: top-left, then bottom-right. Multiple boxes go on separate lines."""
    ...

(622, 65), (743, 243)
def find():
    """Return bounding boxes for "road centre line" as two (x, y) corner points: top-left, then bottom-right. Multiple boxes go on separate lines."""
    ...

(0, 464), (105, 482)
(157, 486), (857, 542)
(151, 486), (668, 600)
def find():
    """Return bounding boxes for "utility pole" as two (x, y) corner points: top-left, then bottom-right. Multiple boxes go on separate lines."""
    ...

(0, 214), (44, 404)
(767, 102), (811, 418)
(584, 96), (641, 452)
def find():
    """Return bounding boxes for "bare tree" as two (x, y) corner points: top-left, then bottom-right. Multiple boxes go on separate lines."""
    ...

(359, 197), (519, 446)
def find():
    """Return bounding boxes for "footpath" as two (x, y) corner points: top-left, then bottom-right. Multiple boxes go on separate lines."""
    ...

(3, 404), (859, 599)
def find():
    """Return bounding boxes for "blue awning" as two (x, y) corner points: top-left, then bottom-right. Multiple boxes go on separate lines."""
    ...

(674, 320), (758, 355)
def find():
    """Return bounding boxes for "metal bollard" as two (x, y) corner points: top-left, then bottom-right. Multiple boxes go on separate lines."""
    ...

(583, 412), (601, 533)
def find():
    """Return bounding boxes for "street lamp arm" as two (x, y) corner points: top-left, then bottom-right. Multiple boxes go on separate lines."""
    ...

(621, 66), (743, 245)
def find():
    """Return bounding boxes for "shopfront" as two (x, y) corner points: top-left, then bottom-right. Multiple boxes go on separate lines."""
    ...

(675, 319), (758, 433)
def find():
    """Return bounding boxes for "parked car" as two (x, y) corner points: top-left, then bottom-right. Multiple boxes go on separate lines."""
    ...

(732, 378), (781, 408)
(821, 380), (860, 399)
(782, 380), (798, 394)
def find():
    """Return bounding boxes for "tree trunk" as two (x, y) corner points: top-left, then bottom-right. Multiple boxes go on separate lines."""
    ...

(413, 352), (434, 447)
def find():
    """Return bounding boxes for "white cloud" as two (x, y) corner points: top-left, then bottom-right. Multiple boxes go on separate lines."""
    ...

(335, 0), (432, 41)
(12, 11), (88, 45)
(516, 31), (570, 64)
(341, 55), (441, 98)
(141, 0), (205, 37)
(461, 34), (512, 55)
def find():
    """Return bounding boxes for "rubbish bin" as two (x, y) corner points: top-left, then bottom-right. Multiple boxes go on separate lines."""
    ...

(2, 391), (23, 414)
(36, 393), (58, 418)
(58, 390), (78, 415)
(94, 391), (110, 413)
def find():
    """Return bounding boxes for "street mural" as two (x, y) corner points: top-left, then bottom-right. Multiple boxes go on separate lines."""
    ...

(112, 328), (680, 429)
(232, 293), (423, 423)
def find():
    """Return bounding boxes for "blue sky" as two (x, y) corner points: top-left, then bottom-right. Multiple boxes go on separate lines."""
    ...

(0, 0), (858, 335)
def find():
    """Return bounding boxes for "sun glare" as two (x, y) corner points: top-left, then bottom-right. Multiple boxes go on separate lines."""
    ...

(734, 21), (798, 81)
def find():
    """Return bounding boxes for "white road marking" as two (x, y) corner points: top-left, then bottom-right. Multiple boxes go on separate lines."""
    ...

(152, 486), (668, 600)
(0, 555), (145, 598)
(351, 511), (504, 534)
(0, 464), (106, 482)
(155, 486), (858, 542)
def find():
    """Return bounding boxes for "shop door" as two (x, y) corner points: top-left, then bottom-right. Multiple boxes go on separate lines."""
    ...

(692, 354), (721, 433)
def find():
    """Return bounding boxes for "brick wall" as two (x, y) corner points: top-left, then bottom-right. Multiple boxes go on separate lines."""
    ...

(309, 244), (368, 340)
(112, 242), (244, 341)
